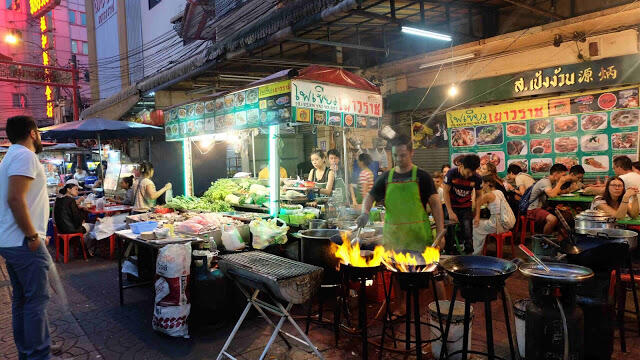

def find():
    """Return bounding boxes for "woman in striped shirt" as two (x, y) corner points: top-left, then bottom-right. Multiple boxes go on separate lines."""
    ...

(351, 153), (374, 207)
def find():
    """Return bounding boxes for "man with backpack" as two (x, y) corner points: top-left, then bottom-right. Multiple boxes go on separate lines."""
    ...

(525, 164), (573, 234)
(505, 163), (535, 200)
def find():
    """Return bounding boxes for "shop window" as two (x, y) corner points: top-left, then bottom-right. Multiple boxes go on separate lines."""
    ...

(6, 0), (19, 10)
(82, 42), (88, 54)
(69, 10), (75, 24)
(71, 40), (78, 54)
(149, 0), (161, 9)
(12, 93), (27, 108)
(80, 13), (86, 26)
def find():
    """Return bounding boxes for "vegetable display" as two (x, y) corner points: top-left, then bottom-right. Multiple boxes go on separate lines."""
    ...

(166, 195), (232, 212)
(203, 179), (240, 201)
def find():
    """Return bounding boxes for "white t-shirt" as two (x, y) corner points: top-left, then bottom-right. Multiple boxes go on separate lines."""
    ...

(515, 173), (535, 191)
(369, 148), (389, 169)
(74, 170), (87, 181)
(0, 145), (49, 247)
(619, 172), (640, 202)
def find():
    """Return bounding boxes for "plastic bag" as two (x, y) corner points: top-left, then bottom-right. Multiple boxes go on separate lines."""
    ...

(152, 304), (190, 338)
(156, 243), (191, 278)
(94, 213), (127, 240)
(221, 224), (245, 251)
(250, 218), (289, 250)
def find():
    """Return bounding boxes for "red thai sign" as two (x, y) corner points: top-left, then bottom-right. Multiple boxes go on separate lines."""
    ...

(29, 0), (61, 18)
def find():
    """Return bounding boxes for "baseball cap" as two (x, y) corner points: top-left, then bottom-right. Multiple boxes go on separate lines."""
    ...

(65, 179), (83, 189)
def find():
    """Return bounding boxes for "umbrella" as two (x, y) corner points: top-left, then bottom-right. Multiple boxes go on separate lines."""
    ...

(40, 118), (163, 140)
(40, 118), (164, 161)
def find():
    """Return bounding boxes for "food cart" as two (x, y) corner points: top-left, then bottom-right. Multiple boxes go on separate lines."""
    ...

(163, 65), (383, 217)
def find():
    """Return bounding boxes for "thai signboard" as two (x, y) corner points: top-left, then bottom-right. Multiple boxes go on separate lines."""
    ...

(165, 79), (383, 140)
(29, 0), (60, 18)
(447, 85), (640, 178)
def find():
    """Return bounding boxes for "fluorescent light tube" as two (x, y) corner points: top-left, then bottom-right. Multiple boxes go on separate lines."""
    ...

(401, 26), (452, 41)
(418, 53), (476, 69)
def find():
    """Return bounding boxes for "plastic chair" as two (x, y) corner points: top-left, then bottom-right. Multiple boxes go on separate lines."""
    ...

(517, 215), (535, 244)
(54, 225), (87, 263)
(609, 268), (640, 335)
(483, 231), (515, 258)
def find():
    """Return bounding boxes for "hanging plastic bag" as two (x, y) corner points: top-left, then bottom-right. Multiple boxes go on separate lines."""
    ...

(249, 218), (289, 250)
(221, 224), (246, 251)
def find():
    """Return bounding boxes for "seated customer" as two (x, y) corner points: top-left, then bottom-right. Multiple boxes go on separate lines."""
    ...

(54, 180), (90, 241)
(505, 163), (535, 200)
(591, 176), (639, 219)
(473, 175), (515, 254)
(561, 165), (585, 193)
(527, 164), (572, 234)
(113, 176), (134, 205)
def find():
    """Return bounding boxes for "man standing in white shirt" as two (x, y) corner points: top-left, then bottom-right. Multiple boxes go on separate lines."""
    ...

(0, 116), (53, 360)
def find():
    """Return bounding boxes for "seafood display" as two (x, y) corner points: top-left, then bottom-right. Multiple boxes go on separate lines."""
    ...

(581, 134), (608, 151)
(530, 138), (552, 154)
(583, 156), (609, 171)
(479, 152), (504, 171)
(507, 159), (528, 172)
(506, 122), (527, 136)
(507, 140), (527, 155)
(612, 132), (638, 149)
(611, 109), (639, 128)
(554, 137), (578, 153)
(475, 125), (503, 145)
(529, 119), (551, 134)
(555, 157), (578, 169)
(553, 116), (578, 132)
(581, 113), (608, 130)
(451, 128), (475, 147)
(531, 159), (552, 173)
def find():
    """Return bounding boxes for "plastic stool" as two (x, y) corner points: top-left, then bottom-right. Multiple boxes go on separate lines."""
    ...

(483, 231), (515, 258)
(55, 229), (87, 263)
(518, 215), (535, 244)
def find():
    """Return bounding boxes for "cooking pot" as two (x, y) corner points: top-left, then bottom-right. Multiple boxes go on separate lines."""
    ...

(574, 210), (617, 231)
(573, 227), (637, 250)
(308, 219), (327, 229)
(295, 229), (351, 281)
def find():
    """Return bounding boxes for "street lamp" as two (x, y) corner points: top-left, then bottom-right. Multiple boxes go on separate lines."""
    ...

(4, 33), (18, 45)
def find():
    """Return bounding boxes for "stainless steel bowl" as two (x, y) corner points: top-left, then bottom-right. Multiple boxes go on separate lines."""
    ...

(574, 227), (638, 250)
(575, 210), (616, 231)
(519, 262), (594, 284)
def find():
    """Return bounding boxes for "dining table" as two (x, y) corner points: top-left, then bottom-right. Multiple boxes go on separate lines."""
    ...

(547, 193), (595, 204)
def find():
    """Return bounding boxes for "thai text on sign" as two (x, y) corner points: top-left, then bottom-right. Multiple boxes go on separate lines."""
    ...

(291, 80), (382, 117)
(447, 98), (549, 128)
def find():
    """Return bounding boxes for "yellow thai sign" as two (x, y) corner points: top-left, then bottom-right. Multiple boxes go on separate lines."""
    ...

(258, 80), (291, 98)
(446, 98), (549, 128)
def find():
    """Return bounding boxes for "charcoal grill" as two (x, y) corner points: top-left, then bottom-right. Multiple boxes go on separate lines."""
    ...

(217, 251), (325, 360)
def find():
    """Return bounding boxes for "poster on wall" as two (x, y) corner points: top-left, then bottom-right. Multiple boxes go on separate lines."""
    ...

(411, 115), (449, 149)
(446, 86), (640, 178)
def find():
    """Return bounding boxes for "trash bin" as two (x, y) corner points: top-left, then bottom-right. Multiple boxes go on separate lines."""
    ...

(429, 300), (473, 360)
(513, 298), (530, 359)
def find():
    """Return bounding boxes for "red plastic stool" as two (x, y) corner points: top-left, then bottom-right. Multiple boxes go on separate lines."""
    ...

(518, 215), (535, 244)
(483, 231), (515, 258)
(609, 269), (640, 334)
(55, 229), (87, 264)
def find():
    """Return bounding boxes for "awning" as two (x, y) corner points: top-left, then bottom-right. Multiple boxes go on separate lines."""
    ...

(80, 85), (140, 120)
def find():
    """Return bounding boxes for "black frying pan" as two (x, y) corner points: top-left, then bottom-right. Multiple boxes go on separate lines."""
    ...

(440, 255), (517, 285)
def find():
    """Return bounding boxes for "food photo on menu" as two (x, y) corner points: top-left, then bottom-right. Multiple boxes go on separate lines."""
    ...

(611, 109), (640, 128)
(582, 156), (609, 172)
(553, 116), (578, 132)
(531, 158), (553, 173)
(529, 118), (551, 134)
(507, 159), (528, 172)
(580, 113), (608, 130)
(529, 138), (552, 154)
(451, 127), (475, 147)
(555, 156), (579, 169)
(475, 124), (504, 145)
(554, 136), (578, 153)
(479, 151), (505, 172)
(612, 132), (639, 149)
(580, 134), (608, 152)
(507, 139), (527, 155)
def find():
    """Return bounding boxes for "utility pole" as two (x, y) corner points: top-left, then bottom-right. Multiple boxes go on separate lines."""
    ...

(71, 54), (80, 121)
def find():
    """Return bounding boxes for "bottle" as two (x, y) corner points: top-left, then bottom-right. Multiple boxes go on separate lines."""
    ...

(202, 234), (211, 250)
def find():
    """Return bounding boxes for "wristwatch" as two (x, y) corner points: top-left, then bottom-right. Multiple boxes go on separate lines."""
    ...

(25, 234), (39, 242)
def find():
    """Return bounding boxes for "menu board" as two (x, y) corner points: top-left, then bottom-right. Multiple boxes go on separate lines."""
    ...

(447, 86), (640, 178)
(164, 80), (291, 141)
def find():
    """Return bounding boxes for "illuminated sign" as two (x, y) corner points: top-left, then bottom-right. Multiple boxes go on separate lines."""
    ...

(29, 0), (60, 18)
(39, 16), (53, 117)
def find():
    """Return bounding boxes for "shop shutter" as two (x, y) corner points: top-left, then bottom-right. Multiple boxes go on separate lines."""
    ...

(413, 147), (450, 175)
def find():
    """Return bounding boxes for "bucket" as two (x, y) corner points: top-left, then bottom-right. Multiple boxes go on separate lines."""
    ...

(513, 298), (530, 359)
(428, 301), (473, 360)
(531, 235), (558, 259)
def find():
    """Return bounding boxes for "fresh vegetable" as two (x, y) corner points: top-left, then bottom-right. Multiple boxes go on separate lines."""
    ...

(203, 179), (240, 201)
(166, 195), (232, 212)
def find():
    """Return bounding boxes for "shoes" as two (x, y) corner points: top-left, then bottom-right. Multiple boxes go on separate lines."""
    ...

(50, 342), (63, 355)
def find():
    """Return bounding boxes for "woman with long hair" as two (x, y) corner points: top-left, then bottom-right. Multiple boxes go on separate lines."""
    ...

(472, 175), (515, 255)
(308, 150), (335, 195)
(591, 176), (639, 219)
(133, 162), (171, 210)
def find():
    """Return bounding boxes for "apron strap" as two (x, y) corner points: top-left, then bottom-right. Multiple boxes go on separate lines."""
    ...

(411, 165), (418, 181)
(387, 168), (395, 182)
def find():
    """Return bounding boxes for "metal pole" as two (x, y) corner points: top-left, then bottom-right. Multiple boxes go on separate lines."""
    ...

(97, 134), (102, 163)
(251, 131), (256, 177)
(268, 125), (280, 216)
(342, 129), (349, 201)
(71, 54), (79, 121)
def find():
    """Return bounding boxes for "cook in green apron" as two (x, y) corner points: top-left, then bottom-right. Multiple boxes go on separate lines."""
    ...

(383, 165), (433, 251)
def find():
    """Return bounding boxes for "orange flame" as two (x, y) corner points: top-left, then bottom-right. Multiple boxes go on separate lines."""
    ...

(330, 233), (385, 267)
(381, 246), (440, 273)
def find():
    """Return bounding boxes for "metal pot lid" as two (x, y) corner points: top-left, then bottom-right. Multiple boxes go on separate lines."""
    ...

(577, 210), (613, 220)
(519, 262), (594, 283)
(576, 228), (638, 239)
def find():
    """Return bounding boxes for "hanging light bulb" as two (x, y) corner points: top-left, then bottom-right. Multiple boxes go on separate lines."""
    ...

(448, 84), (458, 97)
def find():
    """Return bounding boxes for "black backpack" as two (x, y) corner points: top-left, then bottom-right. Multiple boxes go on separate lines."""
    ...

(517, 181), (539, 214)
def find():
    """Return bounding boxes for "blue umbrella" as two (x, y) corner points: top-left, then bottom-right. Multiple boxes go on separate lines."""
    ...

(40, 118), (164, 140)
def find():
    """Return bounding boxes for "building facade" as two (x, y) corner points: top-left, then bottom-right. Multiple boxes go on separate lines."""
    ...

(0, 0), (89, 135)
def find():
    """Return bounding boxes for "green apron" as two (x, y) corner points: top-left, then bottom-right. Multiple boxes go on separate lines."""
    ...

(383, 165), (433, 251)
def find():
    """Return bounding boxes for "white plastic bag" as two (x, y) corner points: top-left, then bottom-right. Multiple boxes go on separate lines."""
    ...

(152, 304), (190, 338)
(221, 224), (245, 251)
(94, 213), (127, 240)
(250, 218), (289, 250)
(156, 243), (191, 278)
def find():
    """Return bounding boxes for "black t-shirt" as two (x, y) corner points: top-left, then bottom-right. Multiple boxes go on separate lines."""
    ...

(444, 168), (482, 208)
(369, 167), (437, 209)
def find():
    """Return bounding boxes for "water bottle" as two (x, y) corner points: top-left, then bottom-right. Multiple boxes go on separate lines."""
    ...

(165, 188), (173, 202)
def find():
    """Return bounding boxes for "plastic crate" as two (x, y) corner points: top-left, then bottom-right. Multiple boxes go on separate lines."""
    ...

(130, 221), (158, 234)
